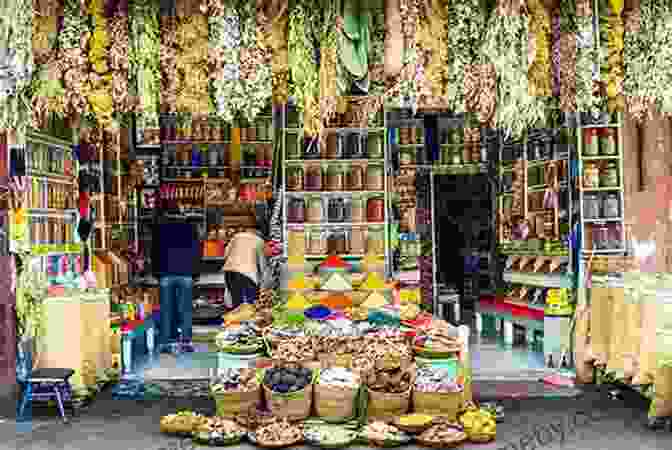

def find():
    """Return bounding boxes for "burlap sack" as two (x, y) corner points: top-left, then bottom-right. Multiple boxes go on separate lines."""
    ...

(606, 287), (628, 377)
(622, 273), (643, 379)
(589, 287), (614, 367)
(634, 279), (659, 385)
(573, 303), (595, 384)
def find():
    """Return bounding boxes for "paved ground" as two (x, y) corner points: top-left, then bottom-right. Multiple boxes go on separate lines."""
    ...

(2, 385), (669, 450)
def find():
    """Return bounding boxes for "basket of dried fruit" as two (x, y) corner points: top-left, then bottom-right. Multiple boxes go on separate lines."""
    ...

(262, 366), (316, 421)
(359, 421), (413, 447)
(364, 356), (415, 422)
(458, 406), (496, 443)
(413, 328), (462, 359)
(416, 422), (468, 448)
(192, 417), (247, 446)
(160, 411), (207, 436)
(210, 368), (262, 418)
(247, 418), (304, 448)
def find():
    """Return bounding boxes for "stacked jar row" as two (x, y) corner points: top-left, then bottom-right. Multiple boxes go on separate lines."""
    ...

(287, 226), (385, 256)
(286, 132), (384, 160)
(286, 164), (384, 191)
(287, 196), (385, 223)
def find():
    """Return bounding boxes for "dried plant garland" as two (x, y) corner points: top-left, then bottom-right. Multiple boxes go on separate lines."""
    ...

(574, 12), (599, 113)
(131, 0), (161, 134)
(479, 0), (548, 139)
(528, 0), (552, 97)
(415, 0), (450, 108)
(385, 0), (420, 110)
(600, 0), (625, 113)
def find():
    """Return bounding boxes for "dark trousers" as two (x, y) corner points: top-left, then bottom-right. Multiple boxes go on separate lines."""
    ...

(159, 275), (193, 345)
(224, 271), (258, 308)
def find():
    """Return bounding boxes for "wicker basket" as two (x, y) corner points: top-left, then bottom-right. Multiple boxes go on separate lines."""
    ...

(468, 432), (496, 443)
(392, 417), (434, 434)
(416, 435), (467, 448)
(366, 387), (412, 422)
(248, 432), (304, 448)
(314, 381), (360, 422)
(412, 390), (463, 421)
(213, 386), (262, 418)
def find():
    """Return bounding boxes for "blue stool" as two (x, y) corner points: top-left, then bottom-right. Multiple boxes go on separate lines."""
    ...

(17, 342), (75, 423)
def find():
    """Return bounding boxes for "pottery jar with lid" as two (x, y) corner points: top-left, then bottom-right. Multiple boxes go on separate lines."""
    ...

(600, 161), (619, 187)
(305, 165), (323, 191)
(288, 197), (306, 223)
(326, 165), (345, 191)
(286, 133), (300, 159)
(349, 226), (366, 254)
(366, 226), (384, 255)
(583, 129), (599, 156)
(400, 149), (413, 165)
(327, 229), (348, 255)
(306, 197), (324, 223)
(367, 196), (385, 223)
(286, 166), (304, 191)
(599, 128), (617, 155)
(583, 163), (599, 188)
(346, 164), (364, 190)
(350, 196), (365, 223)
(345, 133), (363, 159)
(366, 164), (384, 190)
(602, 192), (620, 218)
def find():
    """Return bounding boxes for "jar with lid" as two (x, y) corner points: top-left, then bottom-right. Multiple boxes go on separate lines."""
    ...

(345, 133), (363, 159)
(600, 161), (619, 187)
(288, 197), (306, 223)
(366, 226), (384, 255)
(400, 149), (413, 165)
(286, 166), (304, 191)
(306, 197), (324, 223)
(602, 192), (620, 218)
(583, 129), (599, 156)
(367, 196), (385, 222)
(366, 164), (384, 190)
(349, 227), (366, 254)
(583, 193), (600, 219)
(287, 228), (306, 257)
(305, 165), (323, 191)
(307, 229), (325, 254)
(327, 229), (348, 255)
(326, 165), (344, 191)
(350, 196), (365, 223)
(583, 163), (599, 188)
(599, 128), (617, 155)
(326, 133), (341, 159)
(367, 132), (383, 159)
(328, 198), (345, 222)
(346, 164), (364, 190)
(286, 133), (300, 159)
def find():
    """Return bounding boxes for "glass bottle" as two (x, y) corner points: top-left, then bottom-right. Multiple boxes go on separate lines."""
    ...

(600, 161), (619, 187)
(602, 193), (620, 218)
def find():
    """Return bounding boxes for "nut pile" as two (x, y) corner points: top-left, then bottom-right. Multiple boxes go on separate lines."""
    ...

(273, 336), (315, 362)
(418, 422), (467, 445)
(361, 421), (407, 442)
(210, 369), (259, 394)
(415, 327), (461, 353)
(318, 367), (359, 389)
(364, 356), (414, 393)
(194, 417), (246, 438)
(304, 424), (357, 445)
(252, 418), (303, 446)
(215, 323), (262, 350)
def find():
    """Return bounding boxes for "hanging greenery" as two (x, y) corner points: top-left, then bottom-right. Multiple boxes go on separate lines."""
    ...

(415, 0), (450, 109)
(0, 0), (34, 133)
(129, 0), (160, 133)
(14, 252), (49, 341)
(210, 0), (272, 125)
(528, 0), (552, 97)
(384, 0), (420, 110)
(479, 0), (549, 139)
(368, 6), (386, 96)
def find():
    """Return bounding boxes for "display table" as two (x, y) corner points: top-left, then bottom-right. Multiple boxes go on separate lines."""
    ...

(39, 293), (111, 389)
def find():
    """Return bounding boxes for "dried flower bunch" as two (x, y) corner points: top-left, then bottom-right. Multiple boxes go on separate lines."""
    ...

(384, 0), (420, 110)
(415, 0), (450, 109)
(528, 0), (552, 97)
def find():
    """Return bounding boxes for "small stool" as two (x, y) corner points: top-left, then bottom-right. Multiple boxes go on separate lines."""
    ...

(19, 368), (76, 423)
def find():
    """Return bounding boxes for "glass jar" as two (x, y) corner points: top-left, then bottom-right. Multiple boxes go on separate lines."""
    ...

(400, 149), (413, 165)
(600, 161), (619, 187)
(326, 165), (344, 191)
(367, 196), (385, 223)
(327, 229), (348, 255)
(342, 197), (352, 222)
(346, 165), (364, 190)
(286, 133), (300, 159)
(583, 129), (599, 156)
(349, 226), (366, 254)
(287, 228), (306, 257)
(602, 193), (620, 218)
(326, 133), (341, 159)
(599, 128), (617, 155)
(583, 163), (599, 188)
(288, 197), (306, 223)
(366, 164), (384, 190)
(350, 196), (365, 223)
(307, 229), (325, 255)
(367, 132), (383, 159)
(286, 166), (304, 191)
(306, 197), (324, 223)
(305, 165), (323, 191)
(366, 226), (384, 255)
(328, 198), (345, 223)
(583, 193), (600, 219)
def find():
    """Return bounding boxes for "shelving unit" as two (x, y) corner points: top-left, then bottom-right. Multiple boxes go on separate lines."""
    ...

(280, 103), (389, 268)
